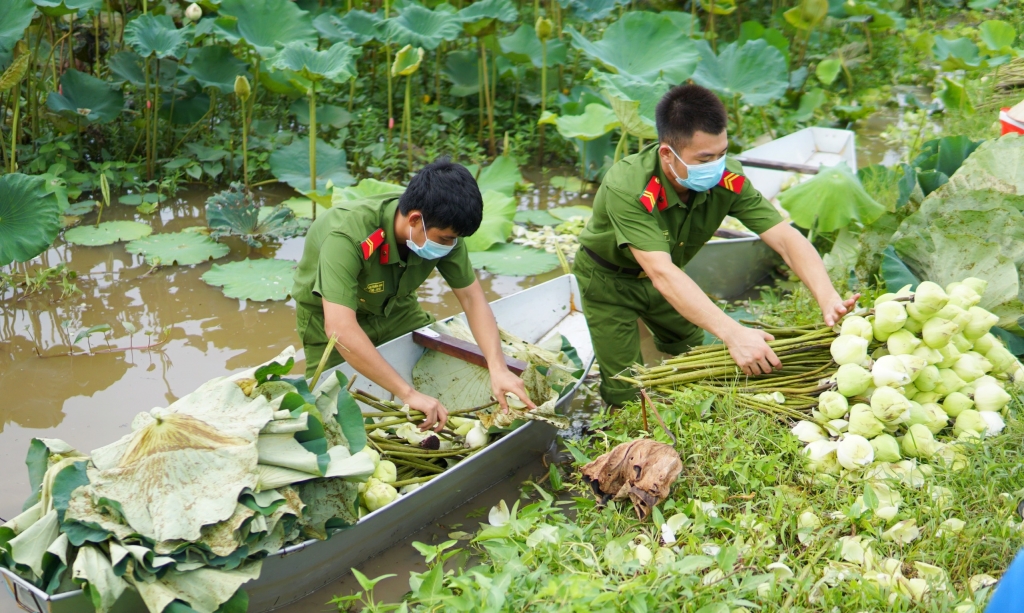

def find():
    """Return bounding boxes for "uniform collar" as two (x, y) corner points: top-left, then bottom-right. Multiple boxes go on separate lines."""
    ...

(645, 143), (725, 209)
(380, 196), (403, 265)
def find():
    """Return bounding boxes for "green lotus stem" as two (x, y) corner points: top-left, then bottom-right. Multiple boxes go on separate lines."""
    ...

(388, 457), (445, 474)
(385, 44), (393, 142)
(379, 447), (472, 459)
(8, 81), (19, 173)
(309, 333), (336, 389)
(308, 84), (317, 216)
(240, 93), (249, 190)
(538, 37), (547, 166)
(392, 474), (438, 488)
(152, 60), (161, 173)
(348, 77), (356, 113)
(144, 56), (151, 176)
(479, 41), (495, 156)
(403, 74), (412, 171)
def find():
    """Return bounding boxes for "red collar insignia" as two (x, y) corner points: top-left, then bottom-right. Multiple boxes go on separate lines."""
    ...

(639, 175), (668, 213)
(361, 228), (386, 260)
(717, 171), (745, 193)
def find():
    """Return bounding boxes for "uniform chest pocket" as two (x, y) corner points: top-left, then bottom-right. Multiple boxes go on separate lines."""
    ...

(356, 276), (392, 311)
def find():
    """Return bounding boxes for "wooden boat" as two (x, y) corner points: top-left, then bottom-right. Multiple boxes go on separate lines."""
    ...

(1, 274), (595, 613)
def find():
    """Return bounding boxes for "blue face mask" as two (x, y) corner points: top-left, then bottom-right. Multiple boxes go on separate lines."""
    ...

(407, 220), (456, 260)
(667, 146), (727, 192)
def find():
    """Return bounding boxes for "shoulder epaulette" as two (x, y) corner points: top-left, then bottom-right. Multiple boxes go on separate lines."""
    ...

(717, 171), (745, 193)
(361, 228), (385, 260)
(639, 175), (668, 213)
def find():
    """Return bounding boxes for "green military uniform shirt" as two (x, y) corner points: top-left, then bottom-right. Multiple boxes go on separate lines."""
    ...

(292, 192), (477, 378)
(573, 143), (784, 406)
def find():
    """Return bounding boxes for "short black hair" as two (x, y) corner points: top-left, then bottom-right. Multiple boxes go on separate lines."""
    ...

(655, 84), (728, 147)
(400, 156), (483, 237)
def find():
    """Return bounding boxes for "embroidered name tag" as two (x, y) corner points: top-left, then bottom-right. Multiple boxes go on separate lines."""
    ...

(365, 281), (384, 294)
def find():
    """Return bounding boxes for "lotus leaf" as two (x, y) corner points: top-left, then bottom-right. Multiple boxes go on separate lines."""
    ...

(0, 174), (62, 266)
(183, 46), (250, 93)
(549, 176), (587, 192)
(465, 190), (517, 252)
(106, 51), (178, 88)
(911, 135), (983, 196)
(391, 44), (425, 77)
(282, 197), (329, 219)
(46, 69), (124, 124)
(941, 135), (1023, 196)
(515, 209), (562, 226)
(72, 544), (128, 612)
(938, 77), (974, 116)
(318, 10), (383, 45)
(978, 20), (1017, 56)
(841, 0), (903, 31)
(779, 162), (884, 233)
(297, 479), (360, 540)
(271, 41), (360, 83)
(289, 100), (352, 128)
(269, 137), (354, 193)
(64, 221), (152, 246)
(553, 103), (620, 142)
(738, 20), (789, 60)
(692, 39), (788, 107)
(0, 0), (34, 58)
(124, 14), (188, 59)
(0, 53), (30, 94)
(558, 0), (630, 22)
(125, 230), (230, 266)
(413, 351), (495, 410)
(457, 0), (518, 37)
(383, 4), (462, 50)
(498, 25), (566, 68)
(206, 183), (308, 248)
(469, 242), (560, 276)
(442, 49), (479, 96)
(334, 178), (406, 202)
(933, 37), (985, 71)
(127, 562), (261, 613)
(566, 12), (699, 83)
(32, 0), (102, 17)
(218, 0), (317, 58)
(202, 259), (298, 302)
(467, 155), (523, 196)
(590, 71), (667, 140)
(548, 205), (593, 221)
(816, 59), (841, 85)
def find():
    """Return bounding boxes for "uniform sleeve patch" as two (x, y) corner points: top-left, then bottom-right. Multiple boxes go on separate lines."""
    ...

(717, 171), (745, 193)
(361, 228), (386, 260)
(639, 176), (667, 213)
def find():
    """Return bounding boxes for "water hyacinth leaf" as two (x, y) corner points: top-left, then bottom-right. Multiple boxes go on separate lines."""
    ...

(202, 259), (297, 302)
(206, 184), (307, 248)
(692, 39), (789, 107)
(465, 190), (517, 252)
(470, 243), (560, 276)
(125, 230), (230, 266)
(498, 25), (566, 68)
(269, 137), (355, 193)
(183, 45), (250, 93)
(442, 49), (479, 96)
(271, 41), (360, 83)
(467, 155), (523, 197)
(64, 221), (152, 246)
(124, 14), (188, 59)
(554, 103), (620, 141)
(383, 5), (462, 50)
(779, 162), (885, 233)
(548, 205), (593, 221)
(0, 174), (61, 266)
(46, 69), (124, 124)
(218, 0), (317, 58)
(590, 71), (668, 140)
(566, 12), (698, 83)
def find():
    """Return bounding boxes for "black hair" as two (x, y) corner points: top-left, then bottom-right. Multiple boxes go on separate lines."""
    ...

(399, 156), (483, 237)
(655, 84), (728, 147)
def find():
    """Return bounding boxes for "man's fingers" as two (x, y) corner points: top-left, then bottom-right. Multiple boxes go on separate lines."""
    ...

(761, 331), (776, 342)
(767, 348), (783, 370)
(419, 411), (436, 431)
(495, 392), (509, 414)
(517, 385), (537, 409)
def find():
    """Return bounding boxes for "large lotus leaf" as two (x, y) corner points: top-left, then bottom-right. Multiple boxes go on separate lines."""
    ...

(218, 0), (317, 58)
(0, 174), (61, 266)
(202, 259), (297, 302)
(106, 51), (178, 88)
(978, 20), (1017, 56)
(391, 44), (424, 77)
(382, 4), (461, 50)
(778, 162), (885, 233)
(183, 46), (250, 93)
(692, 39), (788, 107)
(271, 41), (360, 83)
(71, 544), (128, 612)
(466, 155), (522, 196)
(64, 221), (152, 246)
(566, 12), (698, 84)
(259, 66), (312, 98)
(514, 209), (561, 226)
(413, 351), (494, 410)
(891, 189), (1024, 330)
(941, 134), (1024, 196)
(124, 14), (188, 59)
(333, 10), (384, 45)
(933, 37), (985, 71)
(548, 205), (593, 221)
(125, 230), (230, 266)
(282, 197), (329, 219)
(442, 49), (479, 96)
(159, 86), (210, 125)
(333, 178), (406, 202)
(206, 184), (307, 248)
(469, 242), (560, 276)
(0, 0), (34, 57)
(737, 20), (789, 61)
(457, 0), (518, 35)
(269, 137), (355, 193)
(289, 100), (352, 128)
(498, 25), (566, 68)
(465, 190), (516, 252)
(46, 69), (123, 124)
(296, 479), (359, 540)
(32, 0), (102, 17)
(128, 561), (261, 613)
(559, 0), (627, 22)
(590, 71), (668, 140)
(554, 103), (620, 142)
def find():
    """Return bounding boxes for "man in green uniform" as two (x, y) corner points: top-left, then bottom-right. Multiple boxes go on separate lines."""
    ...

(574, 84), (859, 406)
(293, 158), (533, 431)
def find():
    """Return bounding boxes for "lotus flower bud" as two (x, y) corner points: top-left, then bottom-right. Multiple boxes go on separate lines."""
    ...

(870, 386), (911, 424)
(953, 409), (986, 438)
(896, 354), (928, 381)
(985, 345), (1016, 374)
(910, 402), (949, 434)
(937, 344), (961, 369)
(359, 446), (381, 468)
(873, 301), (907, 338)
(803, 440), (839, 474)
(817, 391), (849, 419)
(835, 363), (872, 397)
(840, 315), (874, 341)
(836, 434), (874, 470)
(825, 419), (849, 435)
(947, 283), (981, 309)
(871, 433), (902, 462)
(873, 293), (897, 306)
(372, 459), (397, 484)
(871, 346), (889, 360)
(535, 17), (554, 40)
(912, 281), (949, 317)
(872, 355), (912, 388)
(904, 383), (919, 400)
(963, 307), (998, 340)
(913, 365), (940, 392)
(962, 276), (988, 296)
(952, 353), (990, 382)
(902, 315), (924, 335)
(914, 391), (941, 404)
(234, 75), (251, 100)
(896, 284), (915, 298)
(830, 335), (869, 366)
(185, 2), (202, 21)
(933, 368), (965, 396)
(913, 346), (943, 365)
(951, 333), (974, 353)
(465, 422), (489, 449)
(792, 420), (828, 443)
(974, 382), (1011, 412)
(901, 423), (937, 458)
(974, 374), (1000, 388)
(887, 329), (921, 356)
(454, 421), (475, 436)
(922, 318), (957, 349)
(848, 403), (885, 438)
(972, 333), (998, 355)
(979, 410), (1006, 436)
(943, 391), (974, 417)
(362, 477), (398, 511)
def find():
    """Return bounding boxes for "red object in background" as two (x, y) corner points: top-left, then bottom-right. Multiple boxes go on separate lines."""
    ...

(1001, 108), (1024, 136)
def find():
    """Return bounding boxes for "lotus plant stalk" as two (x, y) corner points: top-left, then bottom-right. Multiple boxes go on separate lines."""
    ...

(479, 40), (495, 156)
(536, 17), (553, 166)
(8, 81), (20, 173)
(309, 85), (318, 214)
(403, 74), (413, 171)
(234, 76), (251, 191)
(96, 173), (110, 227)
(385, 44), (394, 142)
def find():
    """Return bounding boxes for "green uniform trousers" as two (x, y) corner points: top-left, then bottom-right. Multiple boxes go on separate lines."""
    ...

(573, 250), (704, 406)
(296, 295), (435, 380)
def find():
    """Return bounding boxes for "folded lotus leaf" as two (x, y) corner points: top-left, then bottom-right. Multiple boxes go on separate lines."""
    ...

(127, 560), (261, 613)
(257, 434), (324, 475)
(779, 162), (885, 233)
(465, 190), (516, 252)
(8, 508), (59, 580)
(297, 478), (360, 540)
(198, 503), (257, 557)
(72, 544), (128, 613)
(581, 439), (682, 521)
